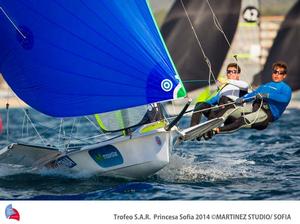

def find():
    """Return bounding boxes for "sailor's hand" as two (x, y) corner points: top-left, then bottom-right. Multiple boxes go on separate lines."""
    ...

(261, 93), (269, 98)
(256, 93), (269, 100)
(235, 97), (244, 106)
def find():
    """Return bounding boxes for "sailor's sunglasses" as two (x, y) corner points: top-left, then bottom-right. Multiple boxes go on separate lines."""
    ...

(272, 70), (286, 75)
(227, 70), (238, 74)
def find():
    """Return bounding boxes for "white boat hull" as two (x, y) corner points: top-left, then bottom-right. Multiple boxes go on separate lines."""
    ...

(53, 129), (173, 179)
(0, 128), (174, 179)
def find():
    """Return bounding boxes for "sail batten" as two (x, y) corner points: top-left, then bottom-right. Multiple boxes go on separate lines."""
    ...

(0, 0), (186, 117)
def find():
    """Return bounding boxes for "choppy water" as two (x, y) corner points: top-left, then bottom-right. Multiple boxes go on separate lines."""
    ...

(0, 103), (299, 200)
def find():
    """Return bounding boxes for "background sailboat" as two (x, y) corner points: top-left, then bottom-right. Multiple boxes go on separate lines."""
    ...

(253, 0), (300, 91)
(221, 0), (261, 85)
(160, 0), (241, 93)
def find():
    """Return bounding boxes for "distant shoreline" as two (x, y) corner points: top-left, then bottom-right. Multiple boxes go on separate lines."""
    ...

(0, 96), (28, 109)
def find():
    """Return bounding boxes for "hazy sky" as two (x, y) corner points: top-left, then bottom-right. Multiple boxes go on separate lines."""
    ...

(149, 0), (174, 12)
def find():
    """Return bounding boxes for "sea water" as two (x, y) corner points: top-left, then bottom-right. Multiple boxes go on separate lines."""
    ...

(0, 103), (299, 200)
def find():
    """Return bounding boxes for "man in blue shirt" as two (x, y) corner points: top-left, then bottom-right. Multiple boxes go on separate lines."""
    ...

(215, 61), (292, 134)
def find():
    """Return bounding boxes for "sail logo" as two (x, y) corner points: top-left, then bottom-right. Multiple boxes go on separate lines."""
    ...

(161, 79), (173, 92)
(5, 204), (20, 221)
(89, 145), (123, 168)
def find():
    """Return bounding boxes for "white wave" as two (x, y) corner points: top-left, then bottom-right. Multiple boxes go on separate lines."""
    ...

(157, 153), (255, 183)
(0, 164), (36, 177)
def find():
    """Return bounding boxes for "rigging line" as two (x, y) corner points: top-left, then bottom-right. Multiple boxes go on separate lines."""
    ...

(206, 0), (231, 48)
(207, 0), (257, 92)
(205, 0), (238, 62)
(20, 108), (48, 146)
(180, 0), (218, 87)
(0, 7), (26, 39)
(21, 109), (31, 138)
(56, 133), (114, 150)
(18, 107), (62, 132)
(65, 118), (77, 150)
(183, 80), (209, 83)
(58, 118), (64, 149)
(174, 95), (258, 119)
(56, 135), (94, 146)
(78, 128), (115, 145)
(6, 104), (9, 142)
(84, 116), (101, 132)
(26, 111), (29, 136)
(21, 112), (26, 138)
(73, 117), (81, 141)
(206, 0), (258, 96)
(11, 92), (49, 145)
(70, 133), (111, 142)
(3, 82), (10, 142)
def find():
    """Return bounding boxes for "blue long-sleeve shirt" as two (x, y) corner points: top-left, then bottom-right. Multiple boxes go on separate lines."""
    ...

(206, 93), (219, 105)
(243, 81), (292, 121)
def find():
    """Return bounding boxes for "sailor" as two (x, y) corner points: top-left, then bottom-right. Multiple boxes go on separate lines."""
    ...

(190, 63), (249, 127)
(146, 103), (164, 122)
(214, 61), (292, 134)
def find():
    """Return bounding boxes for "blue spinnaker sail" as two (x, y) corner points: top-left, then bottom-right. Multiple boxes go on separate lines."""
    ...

(0, 0), (186, 117)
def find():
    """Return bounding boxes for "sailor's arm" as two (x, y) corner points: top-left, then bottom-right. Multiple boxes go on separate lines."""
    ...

(242, 85), (291, 103)
(206, 94), (219, 105)
(241, 89), (258, 102)
(268, 87), (292, 103)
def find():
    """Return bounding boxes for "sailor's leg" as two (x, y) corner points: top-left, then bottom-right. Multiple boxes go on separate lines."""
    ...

(214, 103), (253, 127)
(218, 109), (268, 133)
(241, 103), (254, 113)
(223, 102), (253, 118)
(242, 108), (269, 128)
(216, 105), (239, 119)
(207, 105), (230, 119)
(201, 105), (243, 140)
(209, 102), (252, 121)
(190, 102), (211, 127)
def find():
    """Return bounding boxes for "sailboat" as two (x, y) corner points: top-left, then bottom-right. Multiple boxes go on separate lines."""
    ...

(161, 0), (241, 94)
(253, 0), (300, 91)
(0, 0), (223, 179)
(221, 0), (261, 85)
